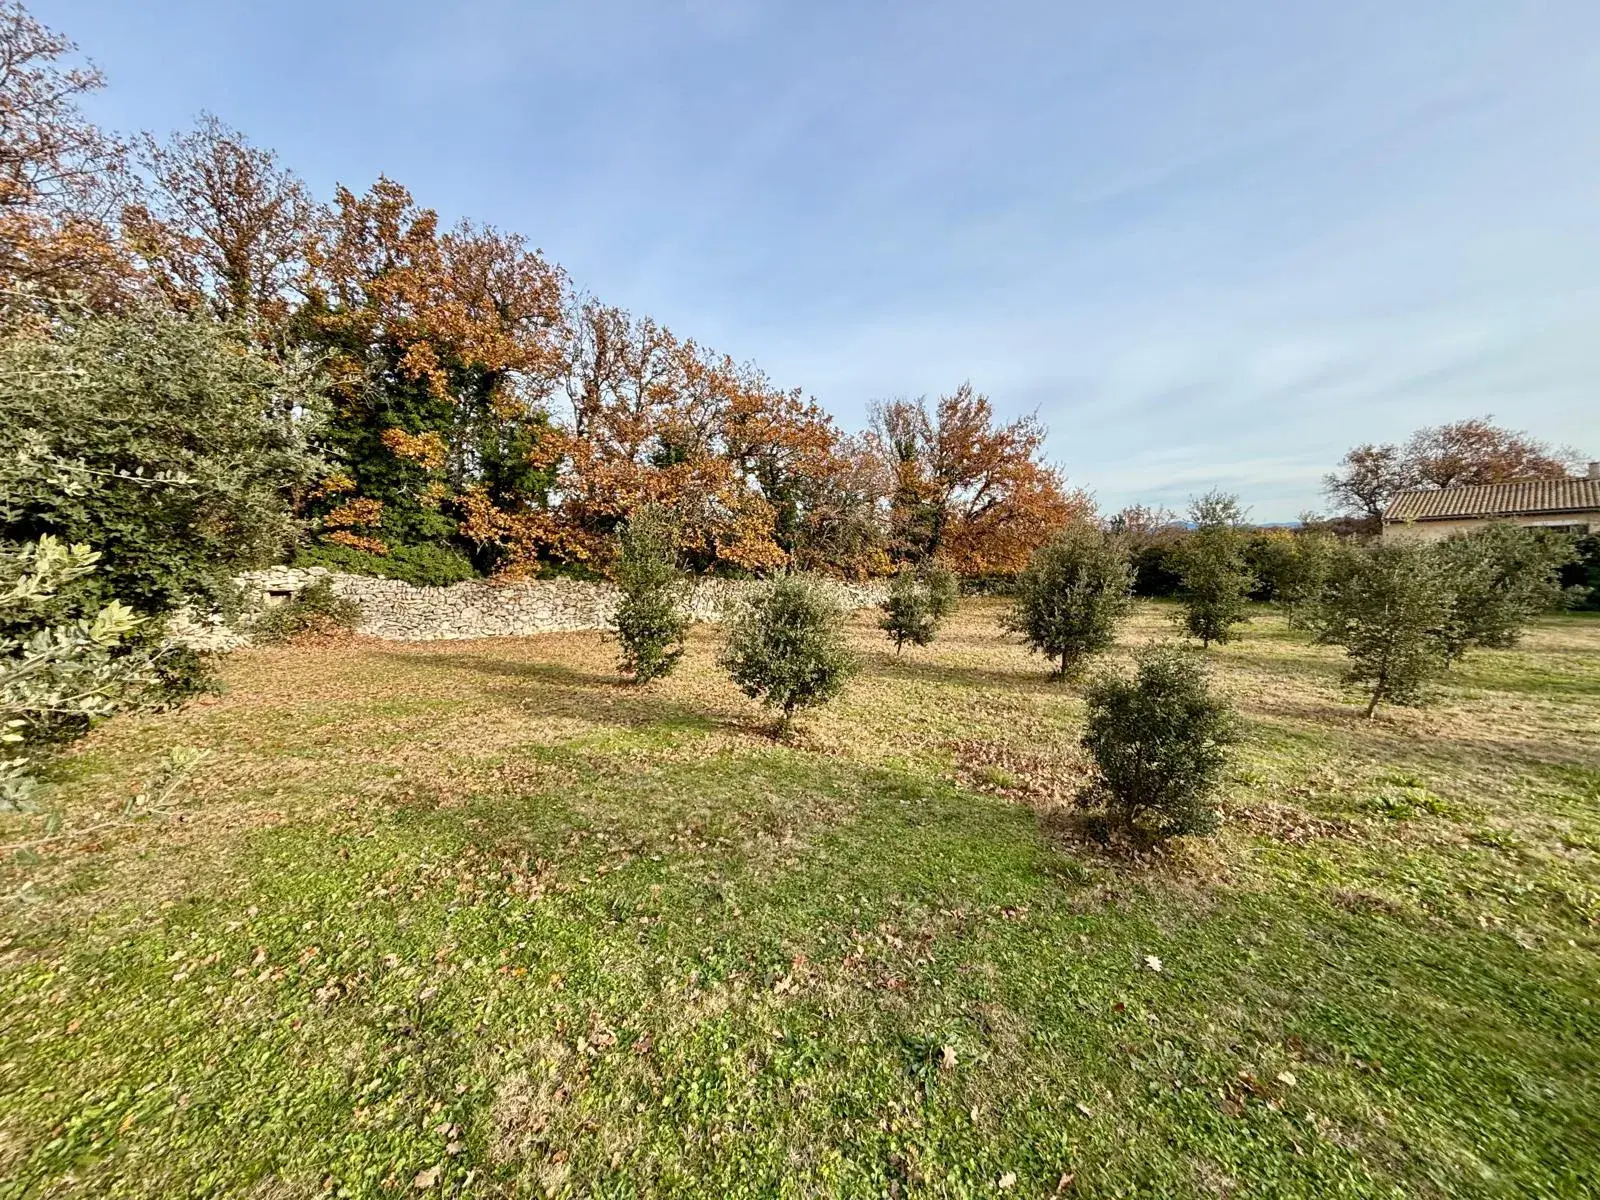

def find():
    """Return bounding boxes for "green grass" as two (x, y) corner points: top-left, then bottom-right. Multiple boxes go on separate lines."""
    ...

(2, 602), (1597, 1198)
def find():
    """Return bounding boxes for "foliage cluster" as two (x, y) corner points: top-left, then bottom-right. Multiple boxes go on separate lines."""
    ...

(1, 537), (202, 809)
(610, 506), (690, 683)
(1079, 643), (1236, 841)
(1001, 522), (1132, 674)
(249, 578), (363, 645)
(719, 576), (855, 730)
(292, 541), (480, 588)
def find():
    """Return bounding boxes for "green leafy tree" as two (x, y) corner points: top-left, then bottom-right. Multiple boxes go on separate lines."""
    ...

(720, 575), (855, 730)
(610, 506), (689, 682)
(1274, 530), (1341, 629)
(879, 567), (937, 653)
(1175, 491), (1255, 647)
(1434, 523), (1575, 658)
(0, 305), (325, 615)
(922, 562), (959, 621)
(1079, 643), (1236, 841)
(1002, 521), (1133, 675)
(1312, 541), (1460, 717)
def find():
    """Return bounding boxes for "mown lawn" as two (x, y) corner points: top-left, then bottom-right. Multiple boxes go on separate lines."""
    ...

(2, 600), (1597, 1199)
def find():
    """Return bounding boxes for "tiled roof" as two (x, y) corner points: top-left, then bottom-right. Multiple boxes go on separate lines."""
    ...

(1384, 477), (1600, 522)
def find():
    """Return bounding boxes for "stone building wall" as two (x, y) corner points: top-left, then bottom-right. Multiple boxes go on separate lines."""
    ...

(236, 568), (886, 642)
(1381, 513), (1598, 542)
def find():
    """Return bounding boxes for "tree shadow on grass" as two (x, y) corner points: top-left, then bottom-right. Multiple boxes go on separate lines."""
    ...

(407, 654), (623, 689)
(379, 651), (735, 736)
(861, 653), (1064, 695)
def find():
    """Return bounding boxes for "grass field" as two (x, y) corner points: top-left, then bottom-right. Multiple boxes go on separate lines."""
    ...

(2, 599), (1597, 1199)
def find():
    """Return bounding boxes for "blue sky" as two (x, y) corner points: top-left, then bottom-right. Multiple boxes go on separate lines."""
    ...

(39, 0), (1600, 519)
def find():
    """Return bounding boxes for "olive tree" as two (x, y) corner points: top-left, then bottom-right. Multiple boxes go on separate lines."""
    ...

(1434, 522), (1574, 658)
(1311, 540), (1460, 717)
(1002, 522), (1133, 675)
(1079, 643), (1236, 842)
(610, 505), (689, 682)
(720, 575), (855, 731)
(1175, 491), (1255, 647)
(879, 566), (937, 653)
(0, 304), (325, 616)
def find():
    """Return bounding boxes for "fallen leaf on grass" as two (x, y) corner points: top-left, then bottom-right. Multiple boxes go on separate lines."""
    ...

(412, 1165), (440, 1189)
(998, 1172), (1017, 1189)
(939, 1045), (957, 1070)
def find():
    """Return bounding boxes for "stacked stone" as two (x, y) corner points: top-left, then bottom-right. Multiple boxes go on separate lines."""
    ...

(234, 569), (888, 643)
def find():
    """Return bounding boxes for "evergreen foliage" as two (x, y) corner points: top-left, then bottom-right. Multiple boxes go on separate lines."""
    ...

(1080, 643), (1236, 841)
(0, 305), (325, 615)
(249, 578), (363, 644)
(1311, 540), (1460, 717)
(1434, 523), (1575, 656)
(720, 576), (854, 730)
(293, 541), (480, 588)
(610, 506), (689, 683)
(1002, 522), (1133, 675)
(1175, 491), (1256, 647)
(879, 567), (938, 653)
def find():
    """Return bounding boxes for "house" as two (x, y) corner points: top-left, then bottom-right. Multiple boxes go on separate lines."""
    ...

(1383, 463), (1600, 541)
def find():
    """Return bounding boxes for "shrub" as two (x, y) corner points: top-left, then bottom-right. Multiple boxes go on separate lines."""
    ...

(293, 541), (480, 587)
(250, 578), (363, 645)
(0, 304), (325, 616)
(1273, 531), (1341, 629)
(720, 575), (855, 730)
(2, 538), (194, 810)
(1434, 523), (1575, 656)
(922, 563), (960, 620)
(1175, 492), (1255, 647)
(1080, 643), (1236, 841)
(1002, 522), (1132, 675)
(879, 567), (937, 653)
(1311, 540), (1458, 717)
(610, 506), (689, 682)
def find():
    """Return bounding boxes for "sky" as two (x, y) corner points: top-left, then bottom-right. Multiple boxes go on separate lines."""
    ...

(36, 0), (1600, 520)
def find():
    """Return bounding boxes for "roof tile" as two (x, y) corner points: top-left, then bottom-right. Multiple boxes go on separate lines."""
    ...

(1384, 478), (1600, 522)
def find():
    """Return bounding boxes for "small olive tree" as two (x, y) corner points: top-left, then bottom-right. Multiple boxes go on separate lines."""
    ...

(1002, 522), (1133, 675)
(922, 562), (960, 621)
(1435, 522), (1574, 658)
(1311, 540), (1459, 717)
(1274, 530), (1341, 630)
(610, 506), (689, 683)
(1079, 643), (1236, 842)
(1175, 491), (1255, 647)
(879, 567), (937, 653)
(720, 575), (855, 731)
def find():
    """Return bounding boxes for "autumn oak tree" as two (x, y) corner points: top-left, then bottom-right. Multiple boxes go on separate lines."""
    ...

(0, 1), (133, 306)
(1326, 417), (1581, 523)
(872, 383), (1086, 576)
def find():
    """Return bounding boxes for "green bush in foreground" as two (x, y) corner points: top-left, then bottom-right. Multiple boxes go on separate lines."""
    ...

(1002, 522), (1132, 675)
(250, 578), (363, 645)
(720, 575), (855, 730)
(610, 506), (690, 683)
(1080, 642), (1236, 841)
(2, 538), (187, 810)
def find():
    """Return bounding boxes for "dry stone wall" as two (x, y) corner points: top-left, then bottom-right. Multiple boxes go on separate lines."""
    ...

(237, 568), (886, 643)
